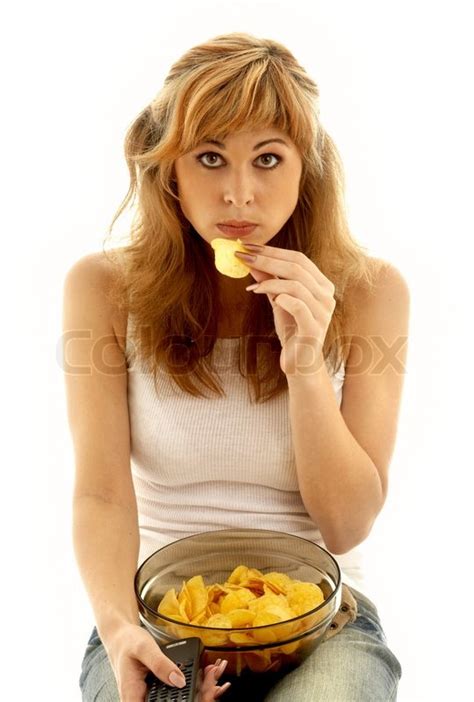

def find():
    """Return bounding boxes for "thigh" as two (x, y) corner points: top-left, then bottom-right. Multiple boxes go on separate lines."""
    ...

(263, 588), (402, 702)
(79, 627), (120, 702)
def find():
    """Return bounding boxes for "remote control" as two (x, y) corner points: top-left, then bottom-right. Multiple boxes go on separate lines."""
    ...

(145, 637), (204, 701)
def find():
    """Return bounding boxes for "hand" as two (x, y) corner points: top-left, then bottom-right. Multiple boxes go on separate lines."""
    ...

(104, 623), (230, 701)
(234, 244), (336, 377)
(198, 658), (232, 701)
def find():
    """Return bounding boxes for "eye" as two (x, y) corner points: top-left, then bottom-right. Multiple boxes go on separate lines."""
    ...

(195, 152), (282, 170)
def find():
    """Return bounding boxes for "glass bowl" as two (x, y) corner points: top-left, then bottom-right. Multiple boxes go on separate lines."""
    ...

(134, 528), (341, 692)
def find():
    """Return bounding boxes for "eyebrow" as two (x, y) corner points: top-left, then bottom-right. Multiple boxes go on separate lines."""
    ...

(200, 138), (290, 151)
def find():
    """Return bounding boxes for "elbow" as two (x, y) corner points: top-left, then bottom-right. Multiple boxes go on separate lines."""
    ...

(321, 488), (385, 554)
(324, 531), (368, 555)
(322, 517), (375, 555)
(326, 535), (364, 555)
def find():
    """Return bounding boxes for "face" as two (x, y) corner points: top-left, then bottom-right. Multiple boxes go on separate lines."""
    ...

(173, 128), (303, 249)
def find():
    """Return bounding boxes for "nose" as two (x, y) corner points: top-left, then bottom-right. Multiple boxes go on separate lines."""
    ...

(223, 170), (255, 206)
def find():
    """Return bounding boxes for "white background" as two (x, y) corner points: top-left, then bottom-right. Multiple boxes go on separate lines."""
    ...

(2, 1), (473, 700)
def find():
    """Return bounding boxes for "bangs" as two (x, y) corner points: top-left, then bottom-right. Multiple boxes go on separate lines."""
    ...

(175, 60), (316, 156)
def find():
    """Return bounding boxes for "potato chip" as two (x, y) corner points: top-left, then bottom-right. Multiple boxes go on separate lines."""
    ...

(190, 610), (208, 625)
(277, 640), (301, 655)
(206, 613), (233, 628)
(226, 565), (249, 584)
(186, 574), (208, 620)
(207, 583), (229, 602)
(243, 650), (274, 672)
(287, 581), (325, 616)
(263, 572), (293, 595)
(201, 613), (233, 646)
(177, 580), (192, 620)
(251, 611), (280, 644)
(207, 602), (221, 615)
(258, 603), (299, 639)
(246, 567), (265, 580)
(157, 587), (180, 617)
(229, 631), (255, 645)
(156, 564), (328, 651)
(220, 589), (256, 613)
(210, 238), (251, 278)
(178, 600), (189, 622)
(227, 609), (256, 627)
(248, 592), (287, 613)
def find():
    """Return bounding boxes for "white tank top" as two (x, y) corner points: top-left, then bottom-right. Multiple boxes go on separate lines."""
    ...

(125, 315), (367, 594)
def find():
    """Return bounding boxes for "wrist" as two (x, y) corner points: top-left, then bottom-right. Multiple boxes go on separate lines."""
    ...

(97, 610), (140, 645)
(286, 354), (329, 387)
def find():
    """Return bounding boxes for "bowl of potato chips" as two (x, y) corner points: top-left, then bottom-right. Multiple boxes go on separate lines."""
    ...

(134, 528), (342, 684)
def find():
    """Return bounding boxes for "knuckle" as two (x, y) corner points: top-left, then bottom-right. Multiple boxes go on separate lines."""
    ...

(134, 639), (148, 657)
(291, 261), (301, 274)
(295, 280), (305, 292)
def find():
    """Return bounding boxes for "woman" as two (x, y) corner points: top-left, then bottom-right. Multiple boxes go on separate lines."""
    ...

(63, 32), (408, 701)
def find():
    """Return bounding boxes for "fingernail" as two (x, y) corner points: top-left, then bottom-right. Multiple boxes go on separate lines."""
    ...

(234, 251), (256, 262)
(245, 283), (259, 291)
(215, 658), (222, 666)
(216, 659), (228, 676)
(242, 243), (264, 251)
(169, 670), (186, 688)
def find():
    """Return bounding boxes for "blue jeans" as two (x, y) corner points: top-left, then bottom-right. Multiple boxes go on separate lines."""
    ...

(79, 587), (402, 701)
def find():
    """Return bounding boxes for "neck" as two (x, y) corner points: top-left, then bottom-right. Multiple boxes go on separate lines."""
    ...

(216, 292), (248, 337)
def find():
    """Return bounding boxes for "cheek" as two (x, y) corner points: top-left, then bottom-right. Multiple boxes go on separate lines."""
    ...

(176, 188), (194, 220)
(271, 179), (299, 210)
(181, 176), (214, 203)
(178, 185), (210, 223)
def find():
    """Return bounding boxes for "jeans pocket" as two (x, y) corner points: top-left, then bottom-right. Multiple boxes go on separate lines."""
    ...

(354, 611), (386, 640)
(347, 597), (388, 643)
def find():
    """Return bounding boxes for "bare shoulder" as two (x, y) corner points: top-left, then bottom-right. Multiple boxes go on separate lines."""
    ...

(370, 257), (410, 298)
(63, 247), (128, 352)
(346, 256), (410, 338)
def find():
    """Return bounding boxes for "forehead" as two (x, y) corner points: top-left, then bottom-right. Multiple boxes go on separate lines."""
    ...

(198, 128), (293, 149)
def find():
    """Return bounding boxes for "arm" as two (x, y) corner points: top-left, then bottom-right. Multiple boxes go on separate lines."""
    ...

(73, 497), (140, 640)
(287, 261), (410, 554)
(63, 252), (230, 700)
(63, 253), (139, 642)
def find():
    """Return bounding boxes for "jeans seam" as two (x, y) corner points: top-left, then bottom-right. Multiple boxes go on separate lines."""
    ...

(92, 679), (108, 702)
(388, 680), (398, 701)
(80, 644), (107, 691)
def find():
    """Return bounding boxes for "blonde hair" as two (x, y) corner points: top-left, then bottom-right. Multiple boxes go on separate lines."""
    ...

(104, 32), (378, 403)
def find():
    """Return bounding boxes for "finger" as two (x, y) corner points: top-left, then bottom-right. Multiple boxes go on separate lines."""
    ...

(273, 293), (318, 338)
(247, 267), (274, 285)
(240, 244), (329, 288)
(215, 681), (232, 698)
(248, 276), (325, 301)
(237, 251), (326, 295)
(120, 677), (148, 702)
(249, 280), (322, 319)
(214, 659), (228, 680)
(138, 642), (186, 689)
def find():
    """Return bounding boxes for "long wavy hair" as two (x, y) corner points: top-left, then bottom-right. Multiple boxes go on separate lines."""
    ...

(103, 32), (378, 403)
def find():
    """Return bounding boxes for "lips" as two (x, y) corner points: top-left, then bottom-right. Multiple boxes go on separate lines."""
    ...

(219, 220), (257, 227)
(216, 224), (257, 238)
